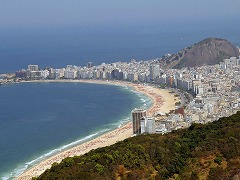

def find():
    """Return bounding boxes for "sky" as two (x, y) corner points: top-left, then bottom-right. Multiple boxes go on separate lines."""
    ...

(0, 0), (239, 30)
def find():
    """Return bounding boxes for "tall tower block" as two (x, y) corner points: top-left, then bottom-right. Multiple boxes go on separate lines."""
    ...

(132, 109), (146, 134)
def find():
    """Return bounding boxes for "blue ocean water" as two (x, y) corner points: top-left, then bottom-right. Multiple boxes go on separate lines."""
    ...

(0, 82), (152, 179)
(0, 27), (239, 73)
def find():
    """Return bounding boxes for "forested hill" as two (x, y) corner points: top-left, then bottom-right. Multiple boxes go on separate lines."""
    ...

(36, 112), (240, 180)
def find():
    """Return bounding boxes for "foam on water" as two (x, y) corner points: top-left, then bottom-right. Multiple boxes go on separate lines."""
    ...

(2, 128), (111, 180)
(130, 88), (152, 110)
(1, 83), (153, 180)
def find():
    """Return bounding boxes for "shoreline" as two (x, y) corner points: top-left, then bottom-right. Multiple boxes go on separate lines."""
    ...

(16, 79), (178, 180)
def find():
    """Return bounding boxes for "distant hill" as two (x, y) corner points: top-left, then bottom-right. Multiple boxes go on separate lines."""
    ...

(36, 111), (240, 180)
(163, 37), (240, 69)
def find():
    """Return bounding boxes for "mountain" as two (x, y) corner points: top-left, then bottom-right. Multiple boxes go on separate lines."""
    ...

(36, 111), (240, 180)
(163, 37), (240, 69)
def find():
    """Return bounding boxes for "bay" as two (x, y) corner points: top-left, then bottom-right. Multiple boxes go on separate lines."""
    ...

(0, 82), (152, 179)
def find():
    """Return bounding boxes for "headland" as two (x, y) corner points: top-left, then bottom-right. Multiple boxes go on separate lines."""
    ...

(16, 79), (179, 179)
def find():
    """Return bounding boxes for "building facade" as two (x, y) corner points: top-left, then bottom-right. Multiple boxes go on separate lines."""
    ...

(132, 109), (146, 134)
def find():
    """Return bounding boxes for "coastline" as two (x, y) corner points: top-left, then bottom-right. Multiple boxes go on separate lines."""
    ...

(16, 80), (178, 180)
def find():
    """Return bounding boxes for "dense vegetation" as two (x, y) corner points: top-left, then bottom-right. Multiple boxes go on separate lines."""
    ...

(36, 112), (240, 179)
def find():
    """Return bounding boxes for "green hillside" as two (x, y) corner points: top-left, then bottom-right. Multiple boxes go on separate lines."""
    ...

(35, 112), (240, 180)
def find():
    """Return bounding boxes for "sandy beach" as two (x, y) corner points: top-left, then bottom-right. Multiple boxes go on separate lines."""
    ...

(16, 80), (178, 180)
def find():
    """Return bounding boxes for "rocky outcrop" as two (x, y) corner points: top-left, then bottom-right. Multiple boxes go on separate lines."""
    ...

(164, 37), (240, 69)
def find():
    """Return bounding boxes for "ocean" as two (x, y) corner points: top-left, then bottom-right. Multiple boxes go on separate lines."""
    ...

(0, 82), (152, 179)
(0, 26), (239, 74)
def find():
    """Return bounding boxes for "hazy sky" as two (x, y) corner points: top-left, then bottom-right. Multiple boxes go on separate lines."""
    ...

(0, 0), (239, 29)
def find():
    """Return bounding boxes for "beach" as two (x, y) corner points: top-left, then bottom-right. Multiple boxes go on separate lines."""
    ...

(16, 80), (178, 180)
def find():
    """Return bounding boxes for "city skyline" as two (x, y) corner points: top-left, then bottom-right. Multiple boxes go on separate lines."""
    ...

(11, 51), (240, 134)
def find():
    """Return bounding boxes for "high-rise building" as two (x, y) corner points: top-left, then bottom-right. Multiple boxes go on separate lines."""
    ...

(15, 70), (27, 78)
(150, 64), (160, 80)
(111, 69), (123, 80)
(87, 62), (93, 68)
(64, 70), (77, 79)
(28, 65), (39, 71)
(132, 108), (146, 134)
(140, 117), (156, 134)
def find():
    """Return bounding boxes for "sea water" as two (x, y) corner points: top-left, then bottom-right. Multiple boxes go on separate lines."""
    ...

(0, 82), (152, 179)
(0, 27), (239, 74)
